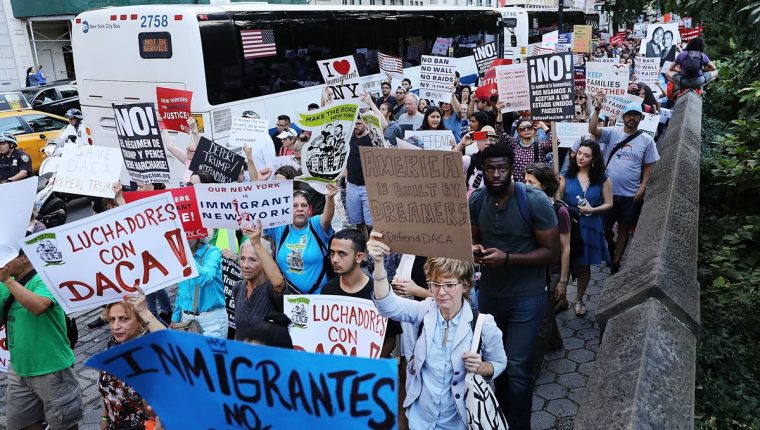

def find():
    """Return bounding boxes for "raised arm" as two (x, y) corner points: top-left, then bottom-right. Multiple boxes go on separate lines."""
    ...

(0, 271), (51, 317)
(361, 92), (389, 129)
(243, 144), (260, 182)
(588, 92), (605, 138)
(450, 88), (462, 114)
(367, 231), (391, 299)
(319, 182), (338, 233)
(243, 220), (285, 293)
(129, 288), (167, 332)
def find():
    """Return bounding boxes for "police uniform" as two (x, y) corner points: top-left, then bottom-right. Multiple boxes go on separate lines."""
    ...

(0, 149), (33, 182)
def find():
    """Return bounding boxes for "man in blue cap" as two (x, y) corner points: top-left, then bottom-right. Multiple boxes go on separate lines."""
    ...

(582, 93), (660, 274)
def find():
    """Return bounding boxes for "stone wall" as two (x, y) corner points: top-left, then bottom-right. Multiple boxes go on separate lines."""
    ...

(574, 91), (702, 429)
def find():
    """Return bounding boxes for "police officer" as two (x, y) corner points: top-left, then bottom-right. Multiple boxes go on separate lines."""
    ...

(0, 134), (32, 183)
(54, 108), (87, 147)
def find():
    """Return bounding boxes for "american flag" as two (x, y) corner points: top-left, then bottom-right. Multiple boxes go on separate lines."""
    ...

(240, 29), (277, 59)
(377, 52), (403, 75)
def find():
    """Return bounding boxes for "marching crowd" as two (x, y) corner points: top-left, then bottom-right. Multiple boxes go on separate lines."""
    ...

(0, 34), (715, 430)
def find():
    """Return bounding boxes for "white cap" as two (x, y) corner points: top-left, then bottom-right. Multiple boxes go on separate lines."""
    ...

(0, 243), (19, 268)
(276, 129), (297, 140)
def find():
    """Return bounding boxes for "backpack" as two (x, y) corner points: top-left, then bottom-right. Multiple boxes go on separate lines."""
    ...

(278, 222), (334, 294)
(471, 181), (533, 228)
(680, 51), (704, 78)
(2, 289), (79, 350)
(553, 200), (584, 260)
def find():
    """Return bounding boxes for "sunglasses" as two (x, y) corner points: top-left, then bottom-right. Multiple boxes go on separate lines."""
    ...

(518, 126), (533, 131)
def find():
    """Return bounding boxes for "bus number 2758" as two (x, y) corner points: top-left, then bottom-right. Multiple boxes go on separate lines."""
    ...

(140, 15), (168, 28)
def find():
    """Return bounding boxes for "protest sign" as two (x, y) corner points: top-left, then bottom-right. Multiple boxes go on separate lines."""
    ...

(574, 66), (586, 92)
(602, 94), (644, 120)
(474, 58), (511, 101)
(21, 193), (197, 314)
(585, 62), (630, 103)
(419, 55), (455, 104)
(640, 23), (681, 56)
(222, 256), (241, 329)
(395, 137), (421, 151)
(318, 55), (359, 86)
(284, 295), (388, 358)
(361, 111), (386, 148)
(541, 30), (559, 50)
(194, 180), (293, 230)
(558, 32), (573, 52)
(228, 116), (269, 149)
(86, 330), (398, 430)
(52, 144), (123, 198)
(432, 37), (453, 56)
(610, 31), (627, 46)
(473, 42), (498, 76)
(679, 26), (702, 42)
(377, 52), (404, 80)
(496, 63), (530, 112)
(113, 103), (170, 184)
(572, 25), (593, 53)
(155, 87), (192, 132)
(592, 57), (618, 64)
(189, 137), (245, 184)
(528, 43), (557, 57)
(123, 187), (206, 240)
(633, 22), (647, 39)
(0, 178), (36, 266)
(0, 327), (8, 373)
(271, 155), (299, 172)
(555, 122), (592, 148)
(298, 102), (359, 182)
(659, 107), (673, 123)
(527, 52), (575, 121)
(616, 112), (660, 137)
(636, 57), (660, 86)
(360, 147), (472, 262)
(403, 130), (455, 151)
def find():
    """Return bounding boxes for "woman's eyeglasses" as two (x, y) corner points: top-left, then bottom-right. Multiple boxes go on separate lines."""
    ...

(427, 281), (461, 292)
(518, 126), (533, 131)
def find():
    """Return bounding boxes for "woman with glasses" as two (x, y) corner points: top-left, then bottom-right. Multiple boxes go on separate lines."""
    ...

(502, 118), (552, 182)
(367, 231), (507, 430)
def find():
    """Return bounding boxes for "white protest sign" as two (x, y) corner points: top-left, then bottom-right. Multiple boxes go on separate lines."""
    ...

(616, 113), (660, 137)
(395, 137), (422, 151)
(592, 57), (618, 64)
(637, 57), (661, 86)
(377, 52), (404, 80)
(541, 30), (559, 50)
(431, 37), (453, 56)
(0, 327), (8, 372)
(113, 103), (170, 184)
(52, 145), (123, 198)
(404, 130), (455, 151)
(318, 55), (360, 86)
(659, 108), (672, 123)
(586, 62), (629, 98)
(21, 193), (197, 314)
(496, 63), (530, 112)
(419, 55), (455, 104)
(271, 155), (299, 173)
(640, 23), (681, 56)
(194, 180), (294, 230)
(602, 94), (644, 120)
(298, 102), (359, 183)
(556, 122), (592, 148)
(228, 117), (269, 149)
(284, 295), (388, 358)
(661, 61), (673, 74)
(0, 178), (36, 266)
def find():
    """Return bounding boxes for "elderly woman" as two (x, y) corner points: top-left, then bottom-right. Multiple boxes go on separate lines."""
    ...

(368, 231), (507, 430)
(98, 289), (166, 430)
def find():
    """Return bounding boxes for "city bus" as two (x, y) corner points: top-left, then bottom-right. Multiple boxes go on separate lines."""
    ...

(71, 4), (509, 180)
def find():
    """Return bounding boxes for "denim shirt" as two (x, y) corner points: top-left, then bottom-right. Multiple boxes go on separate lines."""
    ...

(171, 243), (225, 322)
(408, 308), (464, 430)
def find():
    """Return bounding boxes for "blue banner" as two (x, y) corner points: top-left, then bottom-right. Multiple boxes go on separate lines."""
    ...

(86, 331), (398, 430)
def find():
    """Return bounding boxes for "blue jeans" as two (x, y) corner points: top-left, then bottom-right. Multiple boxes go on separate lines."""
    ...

(479, 292), (546, 430)
(147, 289), (171, 317)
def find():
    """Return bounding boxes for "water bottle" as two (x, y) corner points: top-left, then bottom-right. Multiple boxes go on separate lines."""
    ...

(576, 194), (591, 216)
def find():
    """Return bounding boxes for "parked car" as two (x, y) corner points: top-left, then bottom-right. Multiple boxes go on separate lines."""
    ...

(19, 84), (80, 117)
(0, 91), (30, 111)
(0, 109), (66, 172)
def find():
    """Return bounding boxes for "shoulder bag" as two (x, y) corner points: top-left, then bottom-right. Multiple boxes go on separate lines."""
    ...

(465, 313), (508, 430)
(173, 246), (210, 334)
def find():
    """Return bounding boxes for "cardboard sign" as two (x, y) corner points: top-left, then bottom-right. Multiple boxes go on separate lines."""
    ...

(228, 117), (270, 149)
(122, 187), (207, 240)
(555, 122), (591, 148)
(85, 330), (398, 430)
(155, 87), (192, 132)
(284, 295), (388, 358)
(527, 52), (575, 121)
(222, 256), (241, 329)
(361, 112), (386, 148)
(113, 103), (171, 183)
(496, 63), (530, 112)
(0, 326), (9, 373)
(473, 42), (498, 76)
(52, 144), (123, 198)
(602, 94), (644, 120)
(21, 193), (197, 314)
(636, 57), (661, 86)
(189, 137), (246, 184)
(586, 62), (630, 109)
(0, 178), (40, 266)
(360, 147), (472, 262)
(431, 37), (453, 56)
(318, 55), (359, 86)
(419, 55), (455, 104)
(298, 102), (359, 182)
(403, 130), (455, 151)
(194, 180), (294, 229)
(573, 25), (593, 53)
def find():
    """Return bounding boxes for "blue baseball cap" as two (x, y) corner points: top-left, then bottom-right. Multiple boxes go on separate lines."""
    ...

(623, 102), (643, 116)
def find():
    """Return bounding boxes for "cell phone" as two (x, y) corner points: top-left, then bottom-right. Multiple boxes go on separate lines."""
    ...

(472, 131), (487, 141)
(473, 250), (485, 258)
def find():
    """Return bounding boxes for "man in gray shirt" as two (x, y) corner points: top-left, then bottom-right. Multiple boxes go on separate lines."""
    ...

(396, 93), (424, 131)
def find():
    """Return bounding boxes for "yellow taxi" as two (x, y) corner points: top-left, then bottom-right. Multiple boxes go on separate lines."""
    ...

(0, 109), (67, 172)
